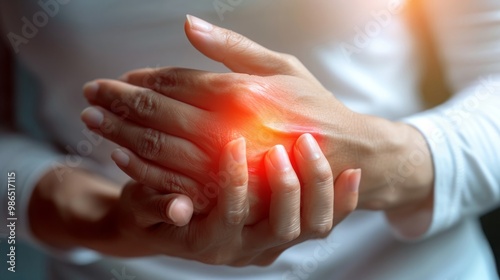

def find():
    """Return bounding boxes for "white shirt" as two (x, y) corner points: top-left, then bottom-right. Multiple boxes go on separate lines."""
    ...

(1, 0), (499, 279)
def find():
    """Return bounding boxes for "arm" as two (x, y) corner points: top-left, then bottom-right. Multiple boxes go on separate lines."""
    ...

(387, 0), (500, 239)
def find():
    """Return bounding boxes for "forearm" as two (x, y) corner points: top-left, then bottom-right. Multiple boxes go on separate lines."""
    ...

(29, 168), (122, 252)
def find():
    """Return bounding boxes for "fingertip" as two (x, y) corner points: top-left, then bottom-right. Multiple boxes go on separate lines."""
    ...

(348, 169), (361, 193)
(296, 133), (321, 161)
(81, 107), (104, 128)
(186, 14), (213, 33)
(111, 148), (130, 167)
(83, 81), (99, 101)
(229, 137), (246, 164)
(267, 145), (292, 172)
(168, 196), (194, 227)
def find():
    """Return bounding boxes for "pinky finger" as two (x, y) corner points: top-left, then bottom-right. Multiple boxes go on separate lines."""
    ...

(333, 169), (361, 226)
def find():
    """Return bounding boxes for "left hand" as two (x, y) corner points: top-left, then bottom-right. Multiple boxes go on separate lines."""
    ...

(82, 15), (433, 223)
(111, 135), (360, 266)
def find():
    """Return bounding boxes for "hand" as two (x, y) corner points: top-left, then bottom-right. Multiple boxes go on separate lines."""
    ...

(82, 16), (433, 223)
(111, 135), (360, 265)
(29, 135), (359, 262)
(80, 17), (355, 223)
(29, 167), (193, 254)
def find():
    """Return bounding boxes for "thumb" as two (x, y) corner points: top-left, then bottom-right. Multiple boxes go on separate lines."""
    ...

(123, 181), (194, 227)
(184, 15), (310, 78)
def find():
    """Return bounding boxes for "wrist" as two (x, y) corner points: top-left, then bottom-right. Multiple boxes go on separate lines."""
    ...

(385, 121), (434, 207)
(325, 113), (434, 211)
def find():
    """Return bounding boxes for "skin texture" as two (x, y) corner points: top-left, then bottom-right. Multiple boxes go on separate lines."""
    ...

(82, 16), (434, 231)
(30, 136), (361, 265)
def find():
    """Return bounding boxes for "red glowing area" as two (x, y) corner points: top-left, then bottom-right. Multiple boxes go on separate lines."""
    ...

(196, 101), (325, 224)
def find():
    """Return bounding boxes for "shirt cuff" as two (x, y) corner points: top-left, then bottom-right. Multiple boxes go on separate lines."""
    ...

(386, 111), (461, 241)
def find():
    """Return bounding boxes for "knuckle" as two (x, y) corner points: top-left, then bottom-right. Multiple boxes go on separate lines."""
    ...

(156, 67), (182, 91)
(159, 173), (185, 194)
(104, 116), (123, 140)
(235, 82), (255, 101)
(218, 74), (244, 94)
(137, 128), (163, 159)
(271, 225), (301, 244)
(137, 162), (151, 184)
(312, 164), (334, 187)
(222, 30), (251, 56)
(227, 166), (248, 187)
(281, 53), (300, 67)
(305, 222), (333, 238)
(140, 68), (160, 88)
(277, 175), (300, 195)
(132, 89), (158, 119)
(223, 207), (249, 226)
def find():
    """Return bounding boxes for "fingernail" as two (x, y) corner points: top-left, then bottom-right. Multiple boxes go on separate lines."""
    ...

(269, 145), (292, 172)
(298, 133), (321, 161)
(111, 148), (130, 167)
(169, 198), (193, 226)
(186, 14), (213, 32)
(348, 169), (362, 193)
(81, 107), (103, 128)
(230, 138), (246, 164)
(83, 82), (99, 101)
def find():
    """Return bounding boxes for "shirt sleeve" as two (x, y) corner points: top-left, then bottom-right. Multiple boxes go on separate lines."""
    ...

(388, 0), (500, 240)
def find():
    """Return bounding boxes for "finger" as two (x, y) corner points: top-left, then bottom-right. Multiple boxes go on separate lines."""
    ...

(293, 133), (334, 237)
(332, 169), (361, 226)
(266, 145), (301, 243)
(111, 147), (212, 213)
(243, 145), (301, 249)
(215, 137), (249, 230)
(80, 106), (212, 185)
(185, 15), (315, 80)
(122, 183), (193, 227)
(83, 79), (208, 141)
(120, 67), (244, 110)
(245, 145), (300, 249)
